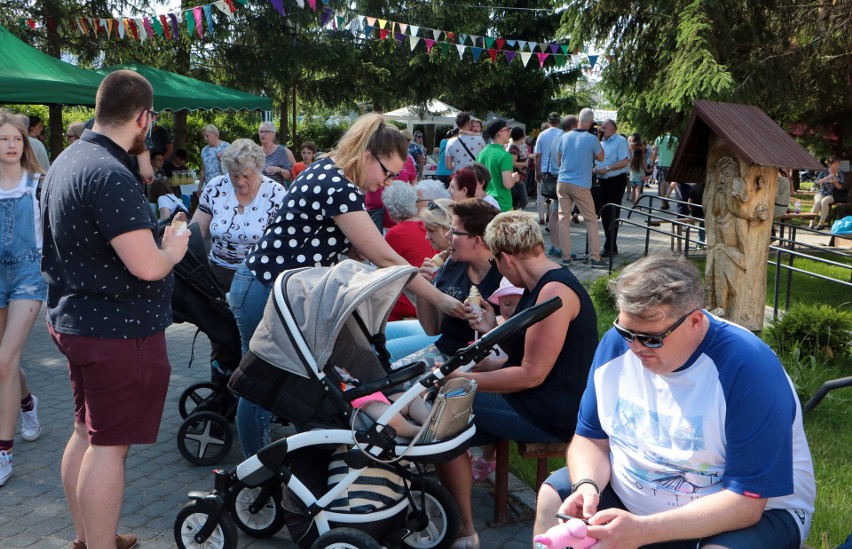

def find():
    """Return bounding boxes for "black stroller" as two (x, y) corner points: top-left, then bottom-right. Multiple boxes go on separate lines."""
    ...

(173, 261), (562, 549)
(163, 224), (243, 466)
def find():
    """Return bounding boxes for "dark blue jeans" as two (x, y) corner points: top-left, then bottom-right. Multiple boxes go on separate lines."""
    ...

(228, 263), (273, 458)
(544, 467), (803, 549)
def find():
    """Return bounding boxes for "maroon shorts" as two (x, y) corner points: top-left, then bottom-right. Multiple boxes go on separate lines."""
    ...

(48, 325), (171, 446)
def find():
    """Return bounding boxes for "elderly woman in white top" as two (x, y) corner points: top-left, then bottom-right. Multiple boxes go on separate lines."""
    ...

(258, 121), (297, 187)
(193, 138), (287, 289)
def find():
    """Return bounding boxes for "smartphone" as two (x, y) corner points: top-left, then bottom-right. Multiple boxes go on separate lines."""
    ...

(555, 512), (589, 525)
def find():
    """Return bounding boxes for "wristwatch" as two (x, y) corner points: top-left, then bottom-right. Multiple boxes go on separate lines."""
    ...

(571, 478), (601, 495)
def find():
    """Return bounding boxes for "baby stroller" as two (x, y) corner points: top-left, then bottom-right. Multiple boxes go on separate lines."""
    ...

(173, 260), (562, 548)
(163, 224), (243, 466)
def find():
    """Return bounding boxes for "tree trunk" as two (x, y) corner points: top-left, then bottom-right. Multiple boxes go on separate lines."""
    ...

(173, 110), (188, 153)
(703, 135), (776, 331)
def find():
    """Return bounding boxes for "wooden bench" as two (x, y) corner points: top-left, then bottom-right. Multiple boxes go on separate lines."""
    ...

(492, 440), (569, 523)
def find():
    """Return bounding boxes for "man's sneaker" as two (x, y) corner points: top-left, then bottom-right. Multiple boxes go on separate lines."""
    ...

(71, 533), (138, 549)
(20, 395), (41, 442)
(0, 450), (11, 487)
(589, 258), (608, 269)
(600, 249), (619, 258)
(547, 246), (563, 257)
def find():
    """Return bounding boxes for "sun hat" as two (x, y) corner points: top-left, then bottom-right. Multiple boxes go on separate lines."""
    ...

(487, 277), (524, 305)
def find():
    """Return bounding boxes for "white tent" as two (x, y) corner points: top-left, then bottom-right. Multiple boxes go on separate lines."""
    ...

(383, 99), (462, 132)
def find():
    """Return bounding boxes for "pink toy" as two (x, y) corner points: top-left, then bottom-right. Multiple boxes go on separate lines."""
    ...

(533, 518), (598, 548)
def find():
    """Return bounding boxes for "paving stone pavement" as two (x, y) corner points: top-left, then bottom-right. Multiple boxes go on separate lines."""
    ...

(0, 189), (695, 548)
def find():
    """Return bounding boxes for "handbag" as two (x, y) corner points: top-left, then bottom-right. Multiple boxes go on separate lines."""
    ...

(418, 377), (477, 443)
(540, 173), (558, 200)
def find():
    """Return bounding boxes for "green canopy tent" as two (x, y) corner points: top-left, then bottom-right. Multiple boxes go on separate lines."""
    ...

(100, 63), (272, 112)
(0, 24), (103, 106)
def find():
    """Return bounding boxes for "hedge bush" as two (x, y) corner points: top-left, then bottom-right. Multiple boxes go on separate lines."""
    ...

(764, 303), (852, 361)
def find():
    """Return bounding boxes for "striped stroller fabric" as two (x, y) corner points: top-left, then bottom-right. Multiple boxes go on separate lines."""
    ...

(327, 446), (406, 513)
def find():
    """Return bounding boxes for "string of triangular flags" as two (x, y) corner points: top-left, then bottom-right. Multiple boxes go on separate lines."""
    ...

(16, 0), (244, 41)
(278, 0), (603, 70)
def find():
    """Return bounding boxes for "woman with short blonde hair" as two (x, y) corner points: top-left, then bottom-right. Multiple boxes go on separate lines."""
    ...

(437, 210), (599, 549)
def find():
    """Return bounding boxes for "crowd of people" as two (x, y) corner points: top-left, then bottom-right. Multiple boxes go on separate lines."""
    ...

(1, 82), (845, 549)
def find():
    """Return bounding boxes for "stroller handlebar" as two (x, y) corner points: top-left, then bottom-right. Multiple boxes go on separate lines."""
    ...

(429, 296), (563, 383)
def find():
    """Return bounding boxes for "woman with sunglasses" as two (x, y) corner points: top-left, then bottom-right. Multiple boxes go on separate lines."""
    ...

(258, 121), (297, 187)
(384, 197), (455, 362)
(436, 210), (598, 549)
(229, 113), (466, 458)
(391, 198), (502, 373)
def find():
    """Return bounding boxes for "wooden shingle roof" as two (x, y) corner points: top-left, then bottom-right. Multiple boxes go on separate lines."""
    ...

(669, 100), (823, 184)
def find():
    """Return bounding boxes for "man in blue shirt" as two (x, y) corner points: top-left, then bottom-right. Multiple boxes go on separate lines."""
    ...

(534, 113), (562, 244)
(534, 254), (815, 549)
(556, 109), (605, 267)
(594, 119), (629, 257)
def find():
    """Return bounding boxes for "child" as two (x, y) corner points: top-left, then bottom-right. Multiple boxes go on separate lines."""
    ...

(335, 366), (430, 439)
(628, 133), (646, 205)
(466, 277), (524, 481)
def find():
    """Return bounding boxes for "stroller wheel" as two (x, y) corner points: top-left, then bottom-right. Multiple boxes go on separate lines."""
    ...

(403, 477), (460, 549)
(310, 527), (383, 549)
(231, 481), (286, 538)
(174, 501), (238, 549)
(179, 382), (223, 419)
(177, 411), (233, 466)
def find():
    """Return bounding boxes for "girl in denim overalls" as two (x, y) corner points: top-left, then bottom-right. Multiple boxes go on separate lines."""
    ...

(0, 109), (48, 487)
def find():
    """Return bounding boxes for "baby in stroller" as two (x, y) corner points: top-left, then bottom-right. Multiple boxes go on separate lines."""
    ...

(335, 366), (430, 439)
(174, 260), (562, 549)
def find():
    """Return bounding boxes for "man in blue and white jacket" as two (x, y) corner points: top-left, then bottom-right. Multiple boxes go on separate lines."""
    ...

(534, 254), (815, 549)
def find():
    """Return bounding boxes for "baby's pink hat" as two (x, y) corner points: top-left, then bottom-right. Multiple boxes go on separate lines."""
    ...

(488, 277), (524, 305)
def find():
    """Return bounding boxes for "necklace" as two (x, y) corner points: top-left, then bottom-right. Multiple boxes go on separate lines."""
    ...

(235, 187), (260, 213)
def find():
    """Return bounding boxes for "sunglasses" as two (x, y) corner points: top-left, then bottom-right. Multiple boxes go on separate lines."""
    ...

(375, 156), (399, 182)
(612, 309), (698, 348)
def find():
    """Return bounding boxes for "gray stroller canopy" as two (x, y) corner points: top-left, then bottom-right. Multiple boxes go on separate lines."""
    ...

(249, 260), (418, 378)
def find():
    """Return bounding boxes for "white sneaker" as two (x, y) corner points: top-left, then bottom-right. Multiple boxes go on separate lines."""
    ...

(0, 450), (11, 486)
(21, 395), (41, 442)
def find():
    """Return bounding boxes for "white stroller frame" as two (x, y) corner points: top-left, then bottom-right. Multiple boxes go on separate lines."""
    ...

(175, 260), (562, 549)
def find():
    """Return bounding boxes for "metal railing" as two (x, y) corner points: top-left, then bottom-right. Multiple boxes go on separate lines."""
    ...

(600, 195), (851, 321)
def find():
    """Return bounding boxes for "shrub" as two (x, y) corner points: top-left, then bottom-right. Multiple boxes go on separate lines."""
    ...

(764, 303), (852, 361)
(295, 121), (349, 152)
(587, 268), (621, 314)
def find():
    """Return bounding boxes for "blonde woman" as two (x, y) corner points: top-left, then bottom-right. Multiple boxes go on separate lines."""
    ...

(229, 113), (466, 457)
(437, 210), (598, 549)
(0, 110), (48, 486)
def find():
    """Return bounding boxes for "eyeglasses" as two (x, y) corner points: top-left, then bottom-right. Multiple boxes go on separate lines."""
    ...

(258, 130), (275, 134)
(137, 109), (158, 124)
(612, 309), (698, 348)
(450, 228), (475, 238)
(375, 156), (399, 182)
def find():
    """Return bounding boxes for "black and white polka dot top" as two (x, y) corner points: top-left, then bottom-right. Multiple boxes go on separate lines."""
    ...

(246, 156), (366, 283)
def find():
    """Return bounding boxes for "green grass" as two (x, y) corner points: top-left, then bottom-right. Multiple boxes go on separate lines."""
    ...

(506, 260), (852, 546)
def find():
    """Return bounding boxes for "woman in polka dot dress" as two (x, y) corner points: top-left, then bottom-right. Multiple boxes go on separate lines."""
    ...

(228, 113), (467, 457)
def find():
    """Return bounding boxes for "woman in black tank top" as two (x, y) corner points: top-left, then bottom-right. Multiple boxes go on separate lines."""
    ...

(436, 210), (598, 549)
